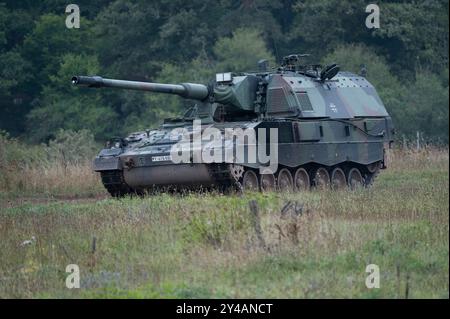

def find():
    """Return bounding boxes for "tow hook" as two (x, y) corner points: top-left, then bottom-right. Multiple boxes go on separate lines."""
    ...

(123, 157), (135, 170)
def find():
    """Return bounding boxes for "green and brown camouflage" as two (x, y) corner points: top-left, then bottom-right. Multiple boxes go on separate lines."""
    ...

(72, 54), (395, 196)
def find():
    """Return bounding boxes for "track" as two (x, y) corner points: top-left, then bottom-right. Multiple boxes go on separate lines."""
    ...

(100, 161), (382, 197)
(100, 170), (134, 197)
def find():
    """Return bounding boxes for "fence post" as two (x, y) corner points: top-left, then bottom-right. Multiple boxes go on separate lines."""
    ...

(416, 131), (420, 151)
(249, 200), (266, 249)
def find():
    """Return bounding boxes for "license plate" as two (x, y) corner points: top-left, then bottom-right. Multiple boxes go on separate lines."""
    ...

(151, 155), (172, 162)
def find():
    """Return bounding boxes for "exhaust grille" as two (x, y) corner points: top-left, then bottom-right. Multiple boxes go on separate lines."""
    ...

(296, 92), (313, 111)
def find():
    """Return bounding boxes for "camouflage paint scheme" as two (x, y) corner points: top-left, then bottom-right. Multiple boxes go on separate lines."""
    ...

(73, 55), (395, 196)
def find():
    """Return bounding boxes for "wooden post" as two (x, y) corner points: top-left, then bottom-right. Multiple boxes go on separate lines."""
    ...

(249, 200), (266, 249)
(416, 131), (420, 151)
(91, 236), (97, 254)
(405, 273), (410, 299)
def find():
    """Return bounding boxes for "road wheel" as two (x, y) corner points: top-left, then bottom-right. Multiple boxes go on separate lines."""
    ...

(313, 167), (330, 189)
(260, 173), (276, 192)
(347, 167), (364, 190)
(242, 170), (259, 191)
(277, 168), (294, 192)
(364, 162), (381, 188)
(366, 161), (381, 174)
(331, 167), (347, 190)
(294, 168), (310, 191)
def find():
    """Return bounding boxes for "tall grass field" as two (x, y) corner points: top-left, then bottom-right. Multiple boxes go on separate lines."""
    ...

(0, 132), (448, 298)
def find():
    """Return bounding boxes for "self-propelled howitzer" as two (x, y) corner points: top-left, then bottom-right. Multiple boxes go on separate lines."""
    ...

(72, 55), (395, 197)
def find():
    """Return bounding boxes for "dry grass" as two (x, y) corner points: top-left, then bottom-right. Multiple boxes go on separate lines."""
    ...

(0, 131), (104, 201)
(387, 146), (449, 171)
(0, 147), (448, 298)
(1, 161), (102, 200)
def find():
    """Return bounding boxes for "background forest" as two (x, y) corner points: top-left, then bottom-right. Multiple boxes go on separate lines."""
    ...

(0, 0), (448, 144)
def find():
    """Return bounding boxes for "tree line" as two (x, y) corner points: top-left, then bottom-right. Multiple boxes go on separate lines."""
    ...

(0, 0), (448, 143)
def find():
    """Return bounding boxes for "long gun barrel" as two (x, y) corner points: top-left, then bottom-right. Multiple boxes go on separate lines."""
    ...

(72, 75), (210, 100)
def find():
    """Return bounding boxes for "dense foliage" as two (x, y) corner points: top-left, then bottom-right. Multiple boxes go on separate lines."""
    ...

(0, 0), (448, 143)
